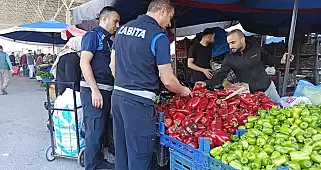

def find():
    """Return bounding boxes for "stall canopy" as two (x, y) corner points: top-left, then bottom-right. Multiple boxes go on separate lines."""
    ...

(0, 19), (67, 44)
(72, 0), (321, 36)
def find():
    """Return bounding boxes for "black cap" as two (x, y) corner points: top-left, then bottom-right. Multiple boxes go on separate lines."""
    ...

(202, 28), (215, 37)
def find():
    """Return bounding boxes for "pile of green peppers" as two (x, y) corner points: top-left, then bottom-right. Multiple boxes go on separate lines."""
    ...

(210, 104), (321, 170)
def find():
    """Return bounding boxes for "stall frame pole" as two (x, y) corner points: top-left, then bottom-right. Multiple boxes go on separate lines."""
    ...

(282, 0), (299, 96)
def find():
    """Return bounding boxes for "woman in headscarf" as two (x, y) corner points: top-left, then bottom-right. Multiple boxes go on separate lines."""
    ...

(51, 36), (82, 95)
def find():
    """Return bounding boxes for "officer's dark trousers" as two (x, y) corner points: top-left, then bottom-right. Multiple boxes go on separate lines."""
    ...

(111, 94), (156, 170)
(80, 87), (112, 170)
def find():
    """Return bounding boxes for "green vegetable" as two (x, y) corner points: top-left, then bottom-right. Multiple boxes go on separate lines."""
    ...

(265, 165), (276, 170)
(287, 161), (301, 170)
(256, 137), (267, 147)
(231, 135), (239, 142)
(245, 122), (254, 129)
(280, 126), (291, 135)
(277, 114), (286, 121)
(313, 134), (321, 142)
(246, 152), (256, 162)
(234, 150), (243, 160)
(307, 127), (318, 135)
(247, 116), (258, 123)
(292, 106), (302, 119)
(247, 138), (256, 145)
(311, 153), (321, 163)
(274, 145), (288, 154)
(263, 122), (273, 129)
(210, 146), (223, 157)
(272, 155), (288, 166)
(262, 158), (272, 166)
(227, 153), (237, 163)
(242, 166), (251, 170)
(241, 140), (249, 150)
(286, 118), (295, 125)
(250, 159), (261, 169)
(302, 144), (313, 155)
(304, 138), (314, 145)
(238, 125), (246, 129)
(291, 127), (302, 137)
(302, 116), (313, 123)
(257, 151), (269, 159)
(229, 160), (243, 170)
(264, 145), (274, 154)
(221, 154), (228, 164)
(240, 157), (248, 164)
(300, 122), (309, 129)
(273, 125), (281, 132)
(290, 151), (311, 162)
(301, 109), (311, 116)
(300, 160), (313, 169)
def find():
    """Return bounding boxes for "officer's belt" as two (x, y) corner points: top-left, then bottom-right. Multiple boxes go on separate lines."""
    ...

(114, 86), (156, 101)
(80, 81), (113, 91)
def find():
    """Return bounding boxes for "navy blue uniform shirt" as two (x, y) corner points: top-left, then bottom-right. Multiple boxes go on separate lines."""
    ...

(112, 15), (171, 104)
(81, 26), (114, 86)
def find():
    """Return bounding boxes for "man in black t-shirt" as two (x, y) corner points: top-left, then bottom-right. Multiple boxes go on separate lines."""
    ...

(188, 28), (215, 84)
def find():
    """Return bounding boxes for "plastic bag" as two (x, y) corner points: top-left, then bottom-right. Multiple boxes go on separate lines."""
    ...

(278, 96), (312, 108)
(294, 80), (321, 97)
(223, 80), (250, 94)
(302, 86), (321, 105)
(12, 66), (19, 75)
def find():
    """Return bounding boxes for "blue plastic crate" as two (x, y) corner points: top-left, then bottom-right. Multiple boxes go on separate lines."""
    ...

(170, 149), (204, 170)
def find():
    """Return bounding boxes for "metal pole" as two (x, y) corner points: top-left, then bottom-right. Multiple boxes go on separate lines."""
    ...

(173, 17), (177, 76)
(281, 0), (299, 96)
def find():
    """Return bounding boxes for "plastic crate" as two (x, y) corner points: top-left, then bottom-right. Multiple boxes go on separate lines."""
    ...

(170, 149), (205, 170)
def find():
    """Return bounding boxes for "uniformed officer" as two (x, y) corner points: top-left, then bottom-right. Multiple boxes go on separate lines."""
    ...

(80, 6), (120, 170)
(110, 0), (191, 169)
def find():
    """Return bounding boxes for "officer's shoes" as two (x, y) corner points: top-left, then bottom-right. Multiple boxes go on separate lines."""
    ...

(96, 159), (115, 169)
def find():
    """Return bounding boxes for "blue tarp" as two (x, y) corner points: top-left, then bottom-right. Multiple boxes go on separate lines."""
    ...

(0, 19), (67, 44)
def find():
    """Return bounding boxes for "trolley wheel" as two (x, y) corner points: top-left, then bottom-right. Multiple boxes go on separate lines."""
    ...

(78, 148), (85, 167)
(45, 146), (55, 162)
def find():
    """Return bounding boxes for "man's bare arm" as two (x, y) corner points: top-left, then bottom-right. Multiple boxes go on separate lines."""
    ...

(188, 58), (205, 72)
(110, 50), (116, 77)
(80, 51), (99, 91)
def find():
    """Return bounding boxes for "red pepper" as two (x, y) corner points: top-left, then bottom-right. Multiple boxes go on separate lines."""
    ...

(240, 93), (254, 105)
(175, 99), (186, 109)
(181, 118), (191, 127)
(227, 127), (236, 134)
(173, 112), (185, 126)
(163, 109), (171, 118)
(216, 99), (228, 109)
(206, 108), (217, 118)
(216, 90), (228, 97)
(196, 98), (209, 111)
(164, 118), (173, 128)
(209, 130), (231, 146)
(248, 105), (259, 113)
(227, 98), (241, 107)
(239, 102), (247, 108)
(176, 109), (192, 115)
(211, 117), (223, 130)
(205, 91), (218, 99)
(194, 111), (204, 123)
(180, 129), (191, 138)
(170, 133), (182, 141)
(201, 115), (211, 126)
(218, 109), (228, 120)
(224, 114), (238, 128)
(187, 96), (202, 110)
(193, 82), (204, 90)
(186, 113), (195, 119)
(183, 137), (194, 144)
(262, 102), (278, 110)
(184, 123), (198, 135)
(238, 112), (250, 125)
(197, 123), (206, 130)
(206, 99), (215, 109)
(166, 126), (180, 134)
(254, 91), (265, 96)
(228, 105), (237, 114)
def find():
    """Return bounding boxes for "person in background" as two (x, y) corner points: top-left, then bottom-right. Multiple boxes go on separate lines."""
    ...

(27, 50), (35, 79)
(110, 0), (190, 169)
(187, 28), (215, 85)
(20, 53), (28, 77)
(0, 45), (12, 95)
(52, 37), (82, 95)
(80, 6), (119, 170)
(9, 52), (16, 66)
(35, 53), (44, 74)
(202, 29), (294, 102)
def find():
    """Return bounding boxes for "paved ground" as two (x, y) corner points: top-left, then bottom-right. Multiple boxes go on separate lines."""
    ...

(0, 77), (85, 170)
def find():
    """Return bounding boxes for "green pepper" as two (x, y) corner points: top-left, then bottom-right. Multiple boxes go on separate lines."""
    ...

(238, 125), (246, 129)
(277, 114), (286, 121)
(282, 140), (294, 147)
(248, 145), (259, 154)
(272, 155), (288, 166)
(254, 124), (263, 131)
(289, 137), (297, 143)
(271, 151), (281, 159)
(242, 166), (251, 170)
(292, 106), (302, 119)
(262, 121), (273, 129)
(290, 151), (311, 162)
(222, 141), (232, 153)
(286, 118), (295, 125)
(262, 158), (272, 166)
(269, 119), (279, 126)
(309, 168), (321, 170)
(312, 134), (321, 142)
(250, 159), (261, 169)
(275, 138), (285, 145)
(273, 125), (281, 132)
(250, 129), (262, 136)
(310, 116), (319, 122)
(245, 122), (254, 129)
(246, 152), (256, 162)
(303, 131), (312, 138)
(256, 137), (267, 147)
(274, 145), (288, 154)
(227, 153), (237, 163)
(311, 112), (319, 117)
(276, 133), (289, 140)
(234, 150), (243, 160)
(302, 116), (313, 123)
(284, 147), (296, 152)
(231, 135), (239, 142)
(264, 145), (274, 154)
(247, 116), (258, 123)
(301, 109), (311, 116)
(258, 109), (266, 116)
(304, 138), (314, 145)
(311, 153), (321, 163)
(229, 160), (243, 170)
(287, 161), (301, 170)
(296, 134), (305, 143)
(300, 160), (313, 169)
(247, 138), (256, 145)
(280, 126), (291, 135)
(300, 122), (309, 129)
(221, 154), (228, 164)
(302, 144), (313, 155)
(240, 157), (248, 164)
(246, 131), (256, 138)
(214, 155), (221, 160)
(268, 138), (276, 145)
(309, 121), (318, 128)
(291, 127), (302, 137)
(241, 140), (249, 150)
(210, 146), (223, 157)
(257, 151), (269, 160)
(311, 163), (321, 168)
(307, 127), (318, 135)
(265, 165), (276, 170)
(270, 110), (280, 116)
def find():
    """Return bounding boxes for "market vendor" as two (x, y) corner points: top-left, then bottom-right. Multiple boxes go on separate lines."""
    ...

(201, 29), (294, 102)
(109, 0), (190, 169)
(79, 6), (119, 170)
(188, 28), (215, 84)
